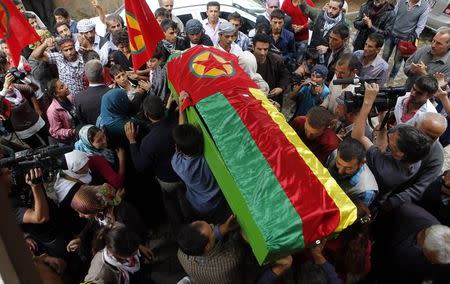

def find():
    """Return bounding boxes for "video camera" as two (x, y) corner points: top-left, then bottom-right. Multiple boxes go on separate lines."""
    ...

(0, 145), (73, 187)
(333, 77), (406, 113)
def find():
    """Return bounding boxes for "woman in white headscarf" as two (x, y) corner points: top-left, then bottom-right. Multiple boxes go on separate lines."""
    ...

(53, 150), (124, 207)
(238, 51), (270, 96)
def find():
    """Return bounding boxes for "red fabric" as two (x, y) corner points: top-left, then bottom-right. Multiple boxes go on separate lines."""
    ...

(290, 116), (340, 165)
(167, 46), (341, 244)
(88, 155), (124, 189)
(401, 97), (416, 123)
(168, 45), (258, 111)
(0, 98), (11, 118)
(0, 0), (39, 67)
(125, 0), (165, 71)
(281, 0), (313, 41)
(225, 92), (340, 244)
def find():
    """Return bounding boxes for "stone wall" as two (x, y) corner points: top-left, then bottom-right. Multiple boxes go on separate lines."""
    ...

(53, 0), (123, 20)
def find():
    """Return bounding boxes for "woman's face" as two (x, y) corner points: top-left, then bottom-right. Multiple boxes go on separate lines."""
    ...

(91, 131), (108, 149)
(55, 80), (69, 98)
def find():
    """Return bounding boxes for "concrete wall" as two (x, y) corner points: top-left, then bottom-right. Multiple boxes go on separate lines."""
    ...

(53, 0), (123, 20)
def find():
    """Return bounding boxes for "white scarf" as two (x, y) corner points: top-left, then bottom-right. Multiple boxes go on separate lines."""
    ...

(323, 11), (343, 37)
(3, 88), (23, 106)
(102, 248), (140, 284)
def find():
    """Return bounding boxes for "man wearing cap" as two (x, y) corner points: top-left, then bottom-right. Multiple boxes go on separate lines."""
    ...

(76, 19), (116, 66)
(184, 19), (213, 47)
(289, 64), (329, 118)
(215, 22), (243, 58)
(30, 36), (87, 96)
(202, 1), (227, 46)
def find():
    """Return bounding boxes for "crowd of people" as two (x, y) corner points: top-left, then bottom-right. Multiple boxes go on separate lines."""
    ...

(1, 0), (450, 283)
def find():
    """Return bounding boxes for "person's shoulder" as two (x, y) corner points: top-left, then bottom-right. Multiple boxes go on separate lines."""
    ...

(290, 116), (307, 130)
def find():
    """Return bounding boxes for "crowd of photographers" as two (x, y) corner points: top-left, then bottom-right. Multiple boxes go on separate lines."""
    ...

(0, 0), (450, 283)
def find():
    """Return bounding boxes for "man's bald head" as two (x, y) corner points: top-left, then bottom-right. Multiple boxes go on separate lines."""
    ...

(416, 112), (447, 141)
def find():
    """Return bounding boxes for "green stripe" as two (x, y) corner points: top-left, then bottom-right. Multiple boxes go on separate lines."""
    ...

(196, 93), (305, 263)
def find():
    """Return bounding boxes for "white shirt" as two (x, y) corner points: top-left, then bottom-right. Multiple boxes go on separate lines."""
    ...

(202, 18), (227, 46)
(321, 75), (356, 114)
(393, 93), (437, 126)
(215, 43), (243, 58)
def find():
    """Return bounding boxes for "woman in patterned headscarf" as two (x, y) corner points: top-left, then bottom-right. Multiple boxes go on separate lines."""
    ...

(67, 183), (152, 262)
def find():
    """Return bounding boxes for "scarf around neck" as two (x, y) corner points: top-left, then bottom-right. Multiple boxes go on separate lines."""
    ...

(322, 11), (343, 37)
(102, 248), (140, 284)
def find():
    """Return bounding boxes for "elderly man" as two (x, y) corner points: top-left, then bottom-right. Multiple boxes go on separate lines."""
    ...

(404, 27), (450, 91)
(184, 19), (213, 47)
(30, 36), (86, 95)
(76, 19), (116, 66)
(215, 22), (243, 57)
(160, 0), (184, 33)
(104, 14), (124, 42)
(202, 1), (227, 46)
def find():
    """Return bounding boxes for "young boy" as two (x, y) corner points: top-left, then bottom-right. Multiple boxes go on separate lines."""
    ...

(146, 45), (169, 103)
(154, 8), (170, 25)
(109, 64), (150, 116)
(53, 7), (78, 34)
(171, 92), (231, 223)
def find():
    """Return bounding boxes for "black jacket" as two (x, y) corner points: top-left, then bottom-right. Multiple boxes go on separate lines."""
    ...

(75, 85), (110, 126)
(353, 0), (395, 51)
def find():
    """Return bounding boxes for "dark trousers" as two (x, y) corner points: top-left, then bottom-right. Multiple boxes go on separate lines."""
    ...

(157, 178), (188, 232)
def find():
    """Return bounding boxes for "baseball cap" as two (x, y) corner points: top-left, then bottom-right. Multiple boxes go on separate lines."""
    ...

(310, 64), (328, 78)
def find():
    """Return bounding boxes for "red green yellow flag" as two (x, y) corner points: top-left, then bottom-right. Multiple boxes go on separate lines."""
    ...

(0, 0), (39, 67)
(125, 0), (164, 71)
(167, 46), (356, 264)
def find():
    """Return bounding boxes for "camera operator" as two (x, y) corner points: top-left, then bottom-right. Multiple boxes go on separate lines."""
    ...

(352, 82), (435, 212)
(393, 74), (438, 126)
(321, 53), (361, 114)
(2, 167), (67, 258)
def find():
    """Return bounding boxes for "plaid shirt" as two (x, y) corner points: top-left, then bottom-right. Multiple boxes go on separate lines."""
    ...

(47, 52), (86, 95)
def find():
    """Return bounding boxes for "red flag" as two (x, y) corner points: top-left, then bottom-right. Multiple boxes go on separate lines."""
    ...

(0, 0), (39, 67)
(125, 0), (165, 71)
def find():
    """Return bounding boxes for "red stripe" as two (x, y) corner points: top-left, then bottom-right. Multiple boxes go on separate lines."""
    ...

(223, 91), (340, 244)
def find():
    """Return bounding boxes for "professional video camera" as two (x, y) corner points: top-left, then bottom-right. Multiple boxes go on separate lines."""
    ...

(0, 68), (26, 86)
(0, 145), (73, 187)
(332, 77), (406, 113)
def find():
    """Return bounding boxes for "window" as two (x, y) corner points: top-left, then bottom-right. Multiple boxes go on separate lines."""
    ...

(178, 14), (193, 25)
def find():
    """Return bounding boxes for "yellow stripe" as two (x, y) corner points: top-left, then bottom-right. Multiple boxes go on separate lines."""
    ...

(248, 88), (356, 232)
